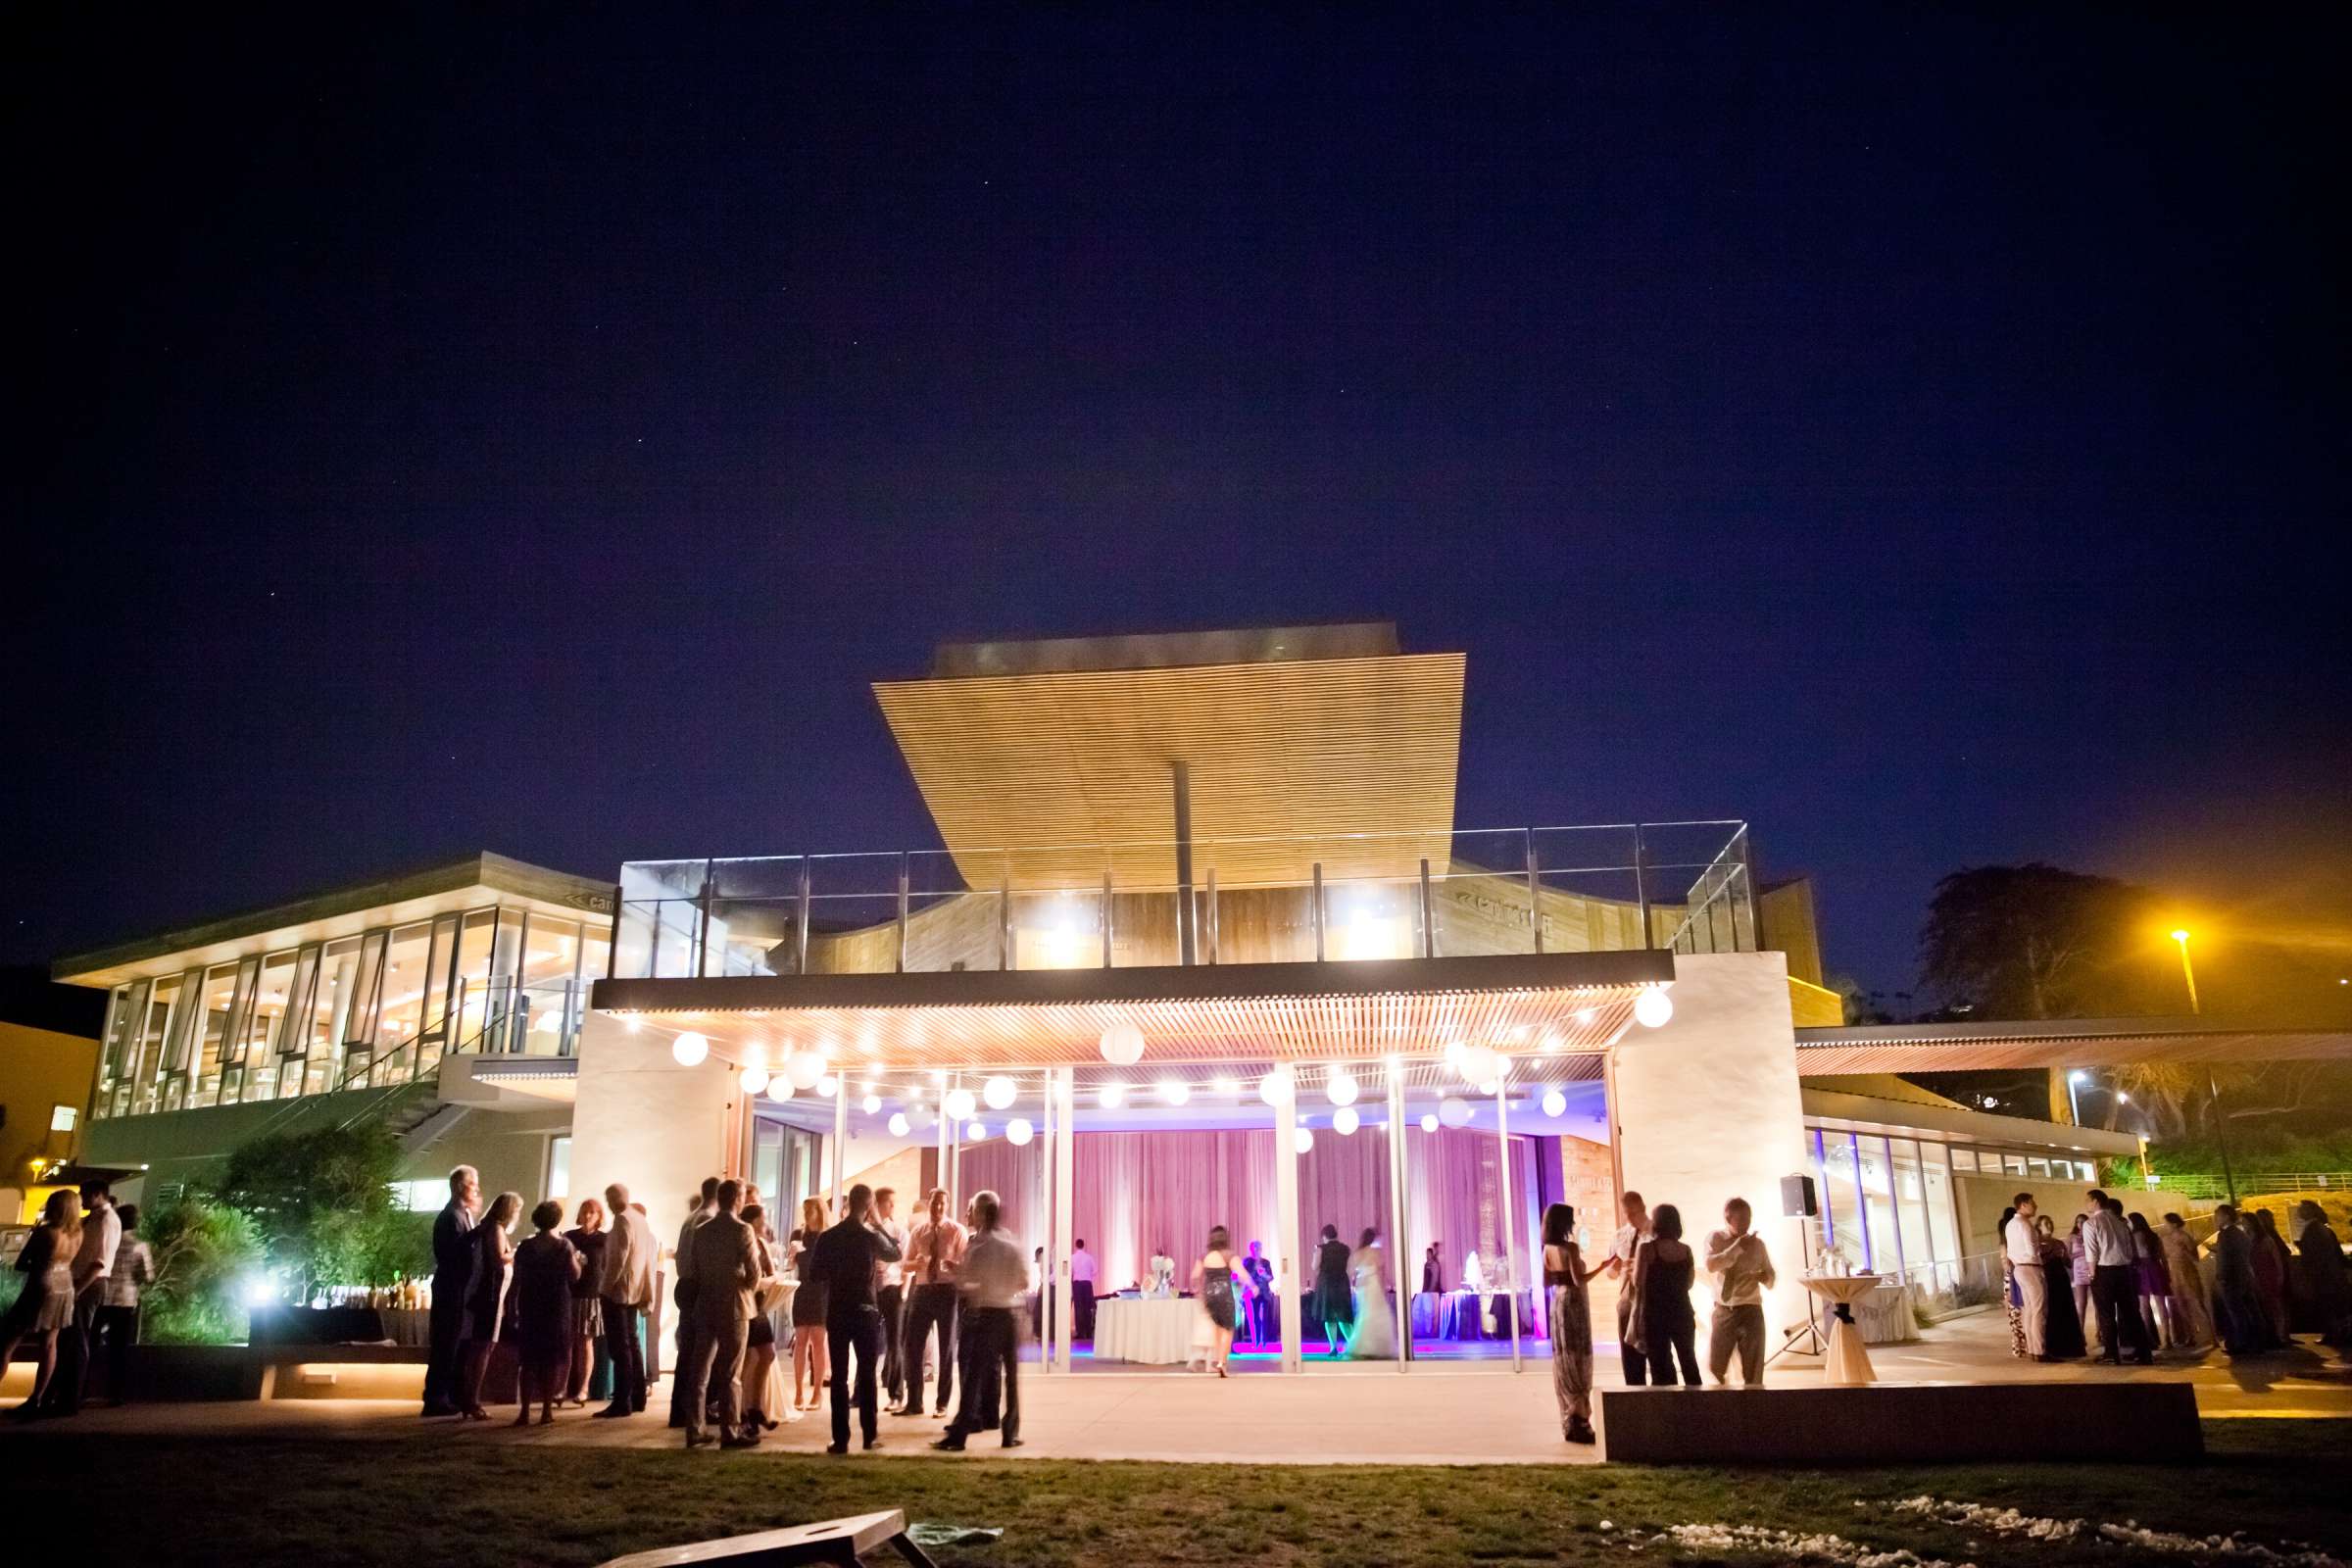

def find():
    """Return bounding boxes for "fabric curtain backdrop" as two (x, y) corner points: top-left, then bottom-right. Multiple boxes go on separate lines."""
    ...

(959, 1126), (1544, 1297)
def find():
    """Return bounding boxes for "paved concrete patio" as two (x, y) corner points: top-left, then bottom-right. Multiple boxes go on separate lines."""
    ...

(7, 1312), (2347, 1464)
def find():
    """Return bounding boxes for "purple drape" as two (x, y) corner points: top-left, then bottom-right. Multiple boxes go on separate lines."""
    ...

(957, 1125), (1544, 1295)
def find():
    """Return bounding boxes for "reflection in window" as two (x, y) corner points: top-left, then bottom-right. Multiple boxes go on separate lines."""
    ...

(1818, 1131), (1867, 1271)
(191, 963), (239, 1109)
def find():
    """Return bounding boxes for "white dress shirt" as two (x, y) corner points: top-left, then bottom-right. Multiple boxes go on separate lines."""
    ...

(2083, 1208), (2135, 1268)
(2003, 1213), (2041, 1267)
(959, 1229), (1031, 1310)
(1070, 1249), (1098, 1284)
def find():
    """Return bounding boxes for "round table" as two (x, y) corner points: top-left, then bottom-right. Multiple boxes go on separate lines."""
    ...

(1092, 1296), (1208, 1364)
(1802, 1273), (1883, 1386)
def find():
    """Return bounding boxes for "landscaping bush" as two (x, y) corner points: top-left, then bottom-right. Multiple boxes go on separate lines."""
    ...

(141, 1197), (264, 1346)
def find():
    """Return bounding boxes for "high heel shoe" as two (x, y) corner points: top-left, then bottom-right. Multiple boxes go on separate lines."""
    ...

(1215, 1363), (1228, 1378)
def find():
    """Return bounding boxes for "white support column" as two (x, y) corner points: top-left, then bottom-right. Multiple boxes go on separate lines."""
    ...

(1496, 1075), (1523, 1372)
(1038, 1067), (1055, 1374)
(1053, 1066), (1077, 1374)
(1386, 1063), (1410, 1372)
(1273, 1067), (1303, 1372)
(830, 1074), (848, 1215)
(948, 1072), (962, 1217)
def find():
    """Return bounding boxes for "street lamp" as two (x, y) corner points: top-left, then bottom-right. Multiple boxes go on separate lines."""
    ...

(2171, 927), (2237, 1204)
(2171, 929), (2200, 1014)
(2066, 1069), (2088, 1125)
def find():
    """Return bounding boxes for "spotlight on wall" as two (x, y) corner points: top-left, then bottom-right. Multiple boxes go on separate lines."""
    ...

(671, 1031), (709, 1067)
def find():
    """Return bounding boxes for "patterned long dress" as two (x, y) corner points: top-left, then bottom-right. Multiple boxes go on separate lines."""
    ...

(2159, 1223), (2215, 1349)
(1545, 1242), (1593, 1436)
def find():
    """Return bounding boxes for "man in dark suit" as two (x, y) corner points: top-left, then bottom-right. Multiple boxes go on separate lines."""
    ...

(680, 1179), (761, 1449)
(421, 1165), (481, 1417)
(804, 1182), (903, 1453)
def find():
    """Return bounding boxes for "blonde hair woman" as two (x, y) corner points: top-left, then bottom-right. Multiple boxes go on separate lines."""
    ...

(1, 1190), (83, 1418)
(789, 1196), (831, 1411)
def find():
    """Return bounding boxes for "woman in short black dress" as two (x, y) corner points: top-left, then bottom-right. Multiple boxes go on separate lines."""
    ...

(563, 1197), (609, 1405)
(511, 1200), (581, 1426)
(1196, 1224), (1239, 1377)
(1, 1191), (82, 1417)
(457, 1191), (521, 1421)
(788, 1196), (830, 1411)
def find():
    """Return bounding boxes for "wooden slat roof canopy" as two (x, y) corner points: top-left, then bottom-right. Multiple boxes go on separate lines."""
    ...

(872, 628), (1465, 893)
(1794, 1017), (2352, 1074)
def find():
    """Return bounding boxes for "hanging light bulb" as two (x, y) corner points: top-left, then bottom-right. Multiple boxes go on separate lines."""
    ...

(1326, 1068), (1359, 1106)
(887, 1111), (910, 1137)
(1099, 1021), (1145, 1065)
(671, 1032), (709, 1067)
(1155, 1077), (1191, 1106)
(1541, 1088), (1568, 1118)
(816, 1074), (838, 1097)
(944, 1086), (978, 1122)
(1005, 1117), (1034, 1147)
(784, 1050), (826, 1090)
(1635, 988), (1674, 1028)
(861, 1093), (883, 1115)
(1459, 1044), (1501, 1085)
(982, 1075), (1017, 1110)
(1256, 1064), (1296, 1107)
(738, 1063), (770, 1095)
(1333, 1105), (1360, 1136)
(966, 1121), (988, 1142)
(1292, 1125), (1314, 1154)
(1098, 1082), (1127, 1110)
(1419, 1112), (1440, 1133)
(1438, 1096), (1473, 1128)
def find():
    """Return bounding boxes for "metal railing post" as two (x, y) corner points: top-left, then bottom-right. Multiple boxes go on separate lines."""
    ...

(896, 852), (911, 973)
(1632, 826), (1652, 949)
(1101, 870), (1114, 968)
(1205, 867), (1219, 965)
(1523, 829), (1544, 955)
(999, 871), (1012, 971)
(696, 859), (715, 978)
(1737, 823), (1759, 953)
(795, 858), (811, 976)
(1311, 863), (1326, 961)
(1418, 858), (1436, 957)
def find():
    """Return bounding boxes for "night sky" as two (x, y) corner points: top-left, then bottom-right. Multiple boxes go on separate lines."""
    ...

(10, 9), (2346, 1003)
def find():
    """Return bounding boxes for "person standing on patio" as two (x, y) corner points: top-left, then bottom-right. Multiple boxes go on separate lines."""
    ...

(457, 1191), (521, 1421)
(94, 1203), (152, 1405)
(563, 1197), (608, 1407)
(1070, 1239), (1099, 1341)
(45, 1178), (121, 1416)
(1541, 1203), (1600, 1445)
(512, 1200), (582, 1427)
(595, 1182), (656, 1418)
(2291, 1200), (2349, 1348)
(668, 1177), (719, 1429)
(897, 1188), (966, 1417)
(937, 1190), (1027, 1450)
(2248, 1208), (2295, 1344)
(1703, 1197), (1776, 1386)
(805, 1182), (902, 1453)
(421, 1165), (480, 1417)
(2157, 1212), (2215, 1351)
(2067, 1213), (2100, 1355)
(2003, 1194), (2050, 1360)
(871, 1187), (907, 1410)
(1314, 1225), (1353, 1356)
(2128, 1210), (2173, 1350)
(1628, 1202), (1701, 1386)
(1240, 1240), (1274, 1345)
(1196, 1225), (1243, 1374)
(0, 1190), (81, 1419)
(2083, 1194), (2151, 1365)
(680, 1180), (760, 1449)
(1607, 1191), (1653, 1384)
(2209, 1204), (2275, 1354)
(2035, 1214), (2086, 1359)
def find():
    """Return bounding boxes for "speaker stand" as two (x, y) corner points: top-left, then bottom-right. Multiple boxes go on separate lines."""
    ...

(1767, 1219), (1828, 1365)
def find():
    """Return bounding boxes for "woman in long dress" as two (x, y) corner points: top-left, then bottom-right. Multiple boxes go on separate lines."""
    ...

(1541, 1203), (1603, 1445)
(1997, 1205), (2027, 1358)
(2249, 1208), (2295, 1343)
(2291, 1201), (2350, 1348)
(1344, 1228), (1397, 1360)
(0, 1191), (82, 1418)
(2034, 1215), (2086, 1359)
(2066, 1213), (2099, 1354)
(1194, 1225), (1239, 1377)
(458, 1191), (522, 1421)
(510, 1200), (581, 1426)
(2158, 1213), (2215, 1350)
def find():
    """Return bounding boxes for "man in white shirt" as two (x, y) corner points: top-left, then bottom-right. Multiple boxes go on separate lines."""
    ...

(48, 1178), (122, 1415)
(935, 1189), (1028, 1451)
(1605, 1191), (1652, 1385)
(2082, 1191), (2152, 1364)
(1070, 1239), (1099, 1342)
(1703, 1197), (1778, 1387)
(596, 1182), (658, 1418)
(2003, 1193), (2049, 1359)
(896, 1189), (967, 1416)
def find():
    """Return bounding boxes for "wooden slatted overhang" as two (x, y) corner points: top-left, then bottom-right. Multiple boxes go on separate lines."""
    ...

(1795, 1018), (2352, 1075)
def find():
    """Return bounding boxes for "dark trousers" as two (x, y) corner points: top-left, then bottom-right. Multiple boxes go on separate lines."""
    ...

(683, 1315), (748, 1441)
(602, 1299), (647, 1411)
(877, 1284), (905, 1402)
(46, 1288), (102, 1413)
(948, 1306), (1020, 1443)
(1616, 1298), (1648, 1385)
(1072, 1280), (1096, 1341)
(2092, 1265), (2150, 1360)
(669, 1319), (702, 1425)
(903, 1283), (958, 1410)
(423, 1281), (466, 1413)
(95, 1303), (140, 1402)
(826, 1307), (885, 1446)
(1643, 1321), (1702, 1386)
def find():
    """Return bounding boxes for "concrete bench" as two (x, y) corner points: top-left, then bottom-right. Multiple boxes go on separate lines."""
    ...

(1599, 1380), (2202, 1465)
(601, 1510), (941, 1568)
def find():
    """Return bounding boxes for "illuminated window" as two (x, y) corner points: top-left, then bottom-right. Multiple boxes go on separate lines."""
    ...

(51, 1103), (78, 1133)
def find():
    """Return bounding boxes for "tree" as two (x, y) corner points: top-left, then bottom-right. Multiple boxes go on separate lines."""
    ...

(142, 1197), (264, 1344)
(214, 1122), (413, 1298)
(1918, 863), (2166, 1019)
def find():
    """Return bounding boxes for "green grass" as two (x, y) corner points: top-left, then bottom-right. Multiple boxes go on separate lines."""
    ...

(15, 1420), (2350, 1566)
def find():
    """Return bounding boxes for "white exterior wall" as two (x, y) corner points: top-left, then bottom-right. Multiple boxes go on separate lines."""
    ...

(1609, 951), (1810, 1345)
(569, 1010), (738, 1364)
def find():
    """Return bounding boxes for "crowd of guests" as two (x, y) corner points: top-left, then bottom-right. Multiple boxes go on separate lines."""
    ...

(2000, 1188), (2349, 1363)
(2, 1179), (151, 1420)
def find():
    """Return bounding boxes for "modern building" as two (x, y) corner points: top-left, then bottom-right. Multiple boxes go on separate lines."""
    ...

(54, 854), (614, 1211)
(1, 975), (107, 1223)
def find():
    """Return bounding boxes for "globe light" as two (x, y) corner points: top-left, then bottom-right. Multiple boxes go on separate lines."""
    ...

(1098, 1082), (1128, 1110)
(1293, 1126), (1315, 1155)
(1477, 1079), (1500, 1097)
(784, 1050), (827, 1090)
(1419, 1112), (1440, 1133)
(1005, 1117), (1034, 1147)
(1326, 1069), (1359, 1107)
(1156, 1077), (1192, 1106)
(966, 1121), (988, 1142)
(816, 1074), (838, 1097)
(1437, 1096), (1473, 1128)
(909, 1103), (938, 1131)
(1256, 1064), (1296, 1107)
(1541, 1089), (1568, 1118)
(1210, 1076), (1241, 1097)
(1634, 987), (1674, 1028)
(671, 1031), (709, 1067)
(861, 1093), (883, 1115)
(738, 1063), (770, 1095)
(1333, 1105), (1360, 1137)
(1099, 1021), (1146, 1066)
(887, 1111), (910, 1137)
(1459, 1044), (1501, 1085)
(983, 1075), (1018, 1110)
(944, 1087), (978, 1122)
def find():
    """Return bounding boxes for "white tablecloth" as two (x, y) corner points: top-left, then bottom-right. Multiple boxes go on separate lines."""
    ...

(1092, 1296), (1209, 1365)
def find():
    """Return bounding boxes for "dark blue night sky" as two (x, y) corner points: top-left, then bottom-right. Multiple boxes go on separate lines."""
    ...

(11, 9), (2346, 1001)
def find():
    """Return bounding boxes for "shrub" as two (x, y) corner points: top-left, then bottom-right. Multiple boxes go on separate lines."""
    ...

(142, 1197), (264, 1346)
(215, 1122), (408, 1297)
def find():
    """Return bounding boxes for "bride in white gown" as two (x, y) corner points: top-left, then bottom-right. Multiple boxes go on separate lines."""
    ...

(1344, 1228), (1398, 1360)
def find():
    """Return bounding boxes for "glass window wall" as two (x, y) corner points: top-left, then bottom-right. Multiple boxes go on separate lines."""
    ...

(243, 950), (296, 1102)
(190, 962), (240, 1108)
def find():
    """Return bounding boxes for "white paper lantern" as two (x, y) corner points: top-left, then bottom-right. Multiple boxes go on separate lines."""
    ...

(944, 1087), (978, 1122)
(982, 1075), (1017, 1110)
(1333, 1105), (1360, 1136)
(1005, 1117), (1034, 1147)
(671, 1031), (709, 1067)
(1292, 1125), (1314, 1154)
(965, 1121), (988, 1142)
(1099, 1021), (1146, 1066)
(909, 1103), (937, 1131)
(861, 1093), (883, 1115)
(1098, 1082), (1127, 1110)
(1155, 1077), (1192, 1106)
(1419, 1112), (1440, 1133)
(784, 1050), (827, 1090)
(738, 1063), (770, 1095)
(767, 1077), (796, 1102)
(1326, 1069), (1359, 1107)
(1256, 1064), (1296, 1107)
(1458, 1044), (1501, 1085)
(1541, 1089), (1568, 1118)
(1635, 988), (1674, 1028)
(1437, 1095), (1473, 1128)
(887, 1111), (910, 1137)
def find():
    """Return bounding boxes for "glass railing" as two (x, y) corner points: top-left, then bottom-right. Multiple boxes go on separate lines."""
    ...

(614, 820), (1755, 980)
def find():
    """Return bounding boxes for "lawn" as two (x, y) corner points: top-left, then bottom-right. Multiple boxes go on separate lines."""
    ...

(17, 1420), (2349, 1567)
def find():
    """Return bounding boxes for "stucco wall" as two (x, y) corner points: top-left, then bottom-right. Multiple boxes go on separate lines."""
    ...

(1610, 952), (1809, 1346)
